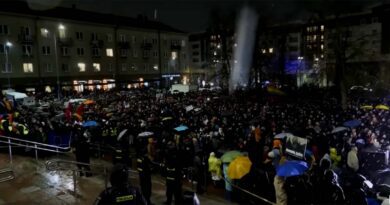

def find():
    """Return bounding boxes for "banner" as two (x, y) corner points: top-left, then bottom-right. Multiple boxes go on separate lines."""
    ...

(285, 135), (307, 159)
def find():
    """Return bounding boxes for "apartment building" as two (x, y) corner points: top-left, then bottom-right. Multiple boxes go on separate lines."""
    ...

(0, 2), (189, 92)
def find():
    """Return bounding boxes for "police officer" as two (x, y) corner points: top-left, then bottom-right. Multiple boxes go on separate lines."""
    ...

(137, 147), (153, 205)
(163, 141), (182, 205)
(95, 164), (146, 205)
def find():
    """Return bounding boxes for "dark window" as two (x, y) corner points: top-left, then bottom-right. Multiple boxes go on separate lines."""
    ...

(192, 44), (200, 49)
(76, 32), (83, 40)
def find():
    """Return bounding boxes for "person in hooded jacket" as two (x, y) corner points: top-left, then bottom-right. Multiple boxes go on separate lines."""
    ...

(318, 170), (345, 204)
(344, 174), (369, 205)
(95, 164), (146, 205)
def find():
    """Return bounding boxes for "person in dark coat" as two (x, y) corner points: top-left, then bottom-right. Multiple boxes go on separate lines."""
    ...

(344, 174), (369, 205)
(72, 125), (92, 177)
(95, 164), (146, 205)
(163, 141), (182, 205)
(318, 170), (345, 204)
(136, 147), (153, 205)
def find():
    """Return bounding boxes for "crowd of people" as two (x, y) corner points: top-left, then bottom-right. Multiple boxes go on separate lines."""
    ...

(1, 88), (390, 205)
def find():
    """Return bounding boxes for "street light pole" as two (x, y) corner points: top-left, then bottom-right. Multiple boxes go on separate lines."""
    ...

(53, 32), (60, 100)
(5, 42), (12, 89)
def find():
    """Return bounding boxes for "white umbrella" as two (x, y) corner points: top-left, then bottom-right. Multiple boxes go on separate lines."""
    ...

(274, 132), (294, 139)
(331, 126), (349, 134)
(117, 129), (128, 141)
(138, 131), (154, 138)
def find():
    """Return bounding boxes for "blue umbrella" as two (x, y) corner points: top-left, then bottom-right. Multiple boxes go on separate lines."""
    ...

(83, 120), (98, 127)
(343, 119), (361, 128)
(174, 125), (189, 132)
(276, 160), (308, 177)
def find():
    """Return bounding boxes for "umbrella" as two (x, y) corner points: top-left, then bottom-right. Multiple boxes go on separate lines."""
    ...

(376, 105), (390, 110)
(83, 120), (98, 127)
(83, 99), (95, 105)
(331, 126), (349, 134)
(227, 156), (252, 180)
(360, 105), (373, 110)
(274, 132), (294, 139)
(138, 131), (154, 138)
(221, 150), (243, 163)
(276, 160), (308, 177)
(162, 116), (173, 121)
(174, 125), (189, 132)
(343, 119), (361, 128)
(117, 129), (128, 141)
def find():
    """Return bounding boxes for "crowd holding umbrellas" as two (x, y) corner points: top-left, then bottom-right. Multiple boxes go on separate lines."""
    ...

(1, 88), (390, 205)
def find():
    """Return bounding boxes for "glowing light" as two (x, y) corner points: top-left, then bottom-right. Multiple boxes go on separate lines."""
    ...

(58, 24), (65, 30)
(202, 80), (206, 87)
(6, 41), (12, 47)
(139, 78), (144, 82)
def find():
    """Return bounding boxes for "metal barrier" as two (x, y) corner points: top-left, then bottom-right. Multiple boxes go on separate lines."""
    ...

(222, 176), (276, 205)
(0, 135), (71, 164)
(0, 167), (14, 182)
(45, 159), (109, 196)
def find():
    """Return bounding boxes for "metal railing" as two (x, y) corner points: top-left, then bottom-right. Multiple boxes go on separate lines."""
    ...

(0, 135), (71, 164)
(222, 176), (276, 205)
(45, 159), (109, 196)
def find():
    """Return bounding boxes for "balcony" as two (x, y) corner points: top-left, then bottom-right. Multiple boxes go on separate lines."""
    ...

(18, 35), (34, 44)
(141, 42), (152, 50)
(90, 40), (104, 48)
(57, 37), (73, 47)
(117, 41), (130, 49)
(171, 44), (181, 50)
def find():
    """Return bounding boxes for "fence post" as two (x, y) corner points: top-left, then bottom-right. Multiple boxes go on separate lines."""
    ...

(8, 138), (13, 164)
(73, 170), (77, 197)
(34, 144), (38, 161)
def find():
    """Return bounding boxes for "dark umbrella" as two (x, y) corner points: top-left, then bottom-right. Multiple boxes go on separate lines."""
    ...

(343, 119), (361, 128)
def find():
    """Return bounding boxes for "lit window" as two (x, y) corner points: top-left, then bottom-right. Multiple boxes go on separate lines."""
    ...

(171, 51), (177, 60)
(321, 25), (324, 31)
(321, 44), (324, 50)
(321, 35), (324, 40)
(106, 48), (114, 57)
(269, 48), (273, 53)
(41, 28), (48, 38)
(313, 35), (317, 41)
(23, 63), (33, 73)
(213, 51), (217, 56)
(78, 63), (86, 72)
(153, 65), (158, 70)
(93, 63), (101, 72)
(58, 24), (66, 38)
(261, 49), (266, 54)
(321, 54), (324, 59)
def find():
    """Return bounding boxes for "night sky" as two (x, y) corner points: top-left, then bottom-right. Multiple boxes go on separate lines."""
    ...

(22, 0), (382, 32)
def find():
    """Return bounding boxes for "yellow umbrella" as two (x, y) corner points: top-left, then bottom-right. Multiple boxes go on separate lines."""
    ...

(376, 105), (389, 110)
(267, 86), (286, 96)
(360, 105), (373, 110)
(227, 156), (252, 180)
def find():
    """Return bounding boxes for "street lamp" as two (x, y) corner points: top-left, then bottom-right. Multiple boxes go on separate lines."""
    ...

(297, 56), (304, 87)
(45, 25), (63, 99)
(5, 41), (12, 89)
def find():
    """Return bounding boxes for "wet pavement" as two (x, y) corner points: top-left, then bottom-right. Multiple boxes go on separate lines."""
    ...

(0, 153), (233, 205)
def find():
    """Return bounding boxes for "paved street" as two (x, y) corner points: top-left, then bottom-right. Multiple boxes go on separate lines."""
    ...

(0, 153), (232, 205)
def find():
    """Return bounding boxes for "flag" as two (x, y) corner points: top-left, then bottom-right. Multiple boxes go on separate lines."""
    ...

(76, 103), (84, 117)
(65, 102), (72, 122)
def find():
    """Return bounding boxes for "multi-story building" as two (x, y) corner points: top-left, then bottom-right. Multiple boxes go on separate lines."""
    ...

(0, 2), (190, 92)
(188, 30), (235, 87)
(257, 3), (390, 88)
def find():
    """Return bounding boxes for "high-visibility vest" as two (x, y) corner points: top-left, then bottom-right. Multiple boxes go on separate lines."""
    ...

(0, 119), (6, 130)
(111, 128), (117, 137)
(166, 167), (176, 181)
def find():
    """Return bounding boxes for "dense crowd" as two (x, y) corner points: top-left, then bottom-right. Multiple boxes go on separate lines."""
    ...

(1, 88), (390, 205)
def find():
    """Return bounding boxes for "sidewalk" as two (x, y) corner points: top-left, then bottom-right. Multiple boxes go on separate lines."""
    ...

(0, 154), (233, 205)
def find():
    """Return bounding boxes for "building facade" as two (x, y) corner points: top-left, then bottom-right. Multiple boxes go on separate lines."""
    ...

(0, 2), (191, 92)
(257, 4), (390, 88)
